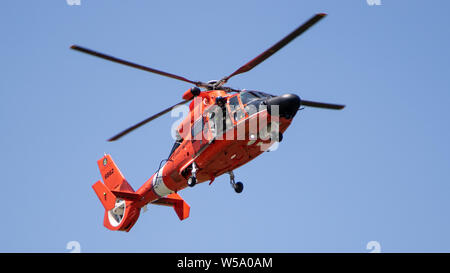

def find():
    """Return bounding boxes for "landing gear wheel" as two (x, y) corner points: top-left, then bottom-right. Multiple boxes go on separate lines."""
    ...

(234, 182), (244, 193)
(228, 171), (244, 194)
(188, 162), (198, 187)
(187, 176), (197, 187)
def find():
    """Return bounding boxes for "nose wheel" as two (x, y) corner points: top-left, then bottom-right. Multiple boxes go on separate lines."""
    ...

(228, 171), (244, 193)
(234, 182), (244, 193)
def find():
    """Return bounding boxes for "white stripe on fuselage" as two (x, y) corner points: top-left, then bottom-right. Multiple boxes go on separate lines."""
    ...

(152, 165), (173, 197)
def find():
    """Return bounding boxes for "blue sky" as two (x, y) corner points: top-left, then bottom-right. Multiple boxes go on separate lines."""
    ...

(1, 0), (450, 252)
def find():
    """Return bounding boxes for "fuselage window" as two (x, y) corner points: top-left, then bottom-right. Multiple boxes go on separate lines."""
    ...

(207, 111), (217, 138)
(228, 95), (239, 109)
(191, 118), (203, 138)
(234, 108), (245, 121)
(228, 95), (245, 122)
(244, 103), (258, 116)
(205, 105), (232, 138)
(168, 133), (183, 158)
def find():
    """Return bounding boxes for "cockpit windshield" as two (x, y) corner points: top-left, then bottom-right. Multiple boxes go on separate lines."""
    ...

(240, 90), (274, 105)
(239, 91), (260, 105)
(238, 90), (274, 116)
(168, 131), (183, 158)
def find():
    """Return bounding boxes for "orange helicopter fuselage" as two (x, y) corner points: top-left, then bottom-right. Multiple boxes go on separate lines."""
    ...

(134, 90), (292, 207)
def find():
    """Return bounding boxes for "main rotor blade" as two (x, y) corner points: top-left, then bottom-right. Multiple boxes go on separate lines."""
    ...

(301, 99), (345, 110)
(108, 100), (190, 142)
(70, 45), (204, 87)
(220, 13), (327, 84)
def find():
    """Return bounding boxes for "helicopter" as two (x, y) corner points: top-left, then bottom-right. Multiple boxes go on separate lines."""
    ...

(72, 13), (345, 232)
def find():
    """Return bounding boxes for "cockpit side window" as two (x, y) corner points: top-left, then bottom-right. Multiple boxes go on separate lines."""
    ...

(204, 104), (233, 139)
(228, 95), (239, 107)
(168, 132), (183, 158)
(228, 95), (245, 122)
(191, 118), (203, 138)
(240, 91), (267, 116)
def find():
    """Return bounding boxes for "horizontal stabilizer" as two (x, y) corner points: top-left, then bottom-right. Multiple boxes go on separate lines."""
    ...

(152, 193), (190, 221)
(111, 190), (140, 201)
(92, 180), (116, 211)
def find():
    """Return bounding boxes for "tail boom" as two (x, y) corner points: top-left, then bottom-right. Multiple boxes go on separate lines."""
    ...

(92, 154), (191, 232)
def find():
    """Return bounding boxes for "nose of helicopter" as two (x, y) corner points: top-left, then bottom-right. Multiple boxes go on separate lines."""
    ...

(265, 93), (301, 119)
